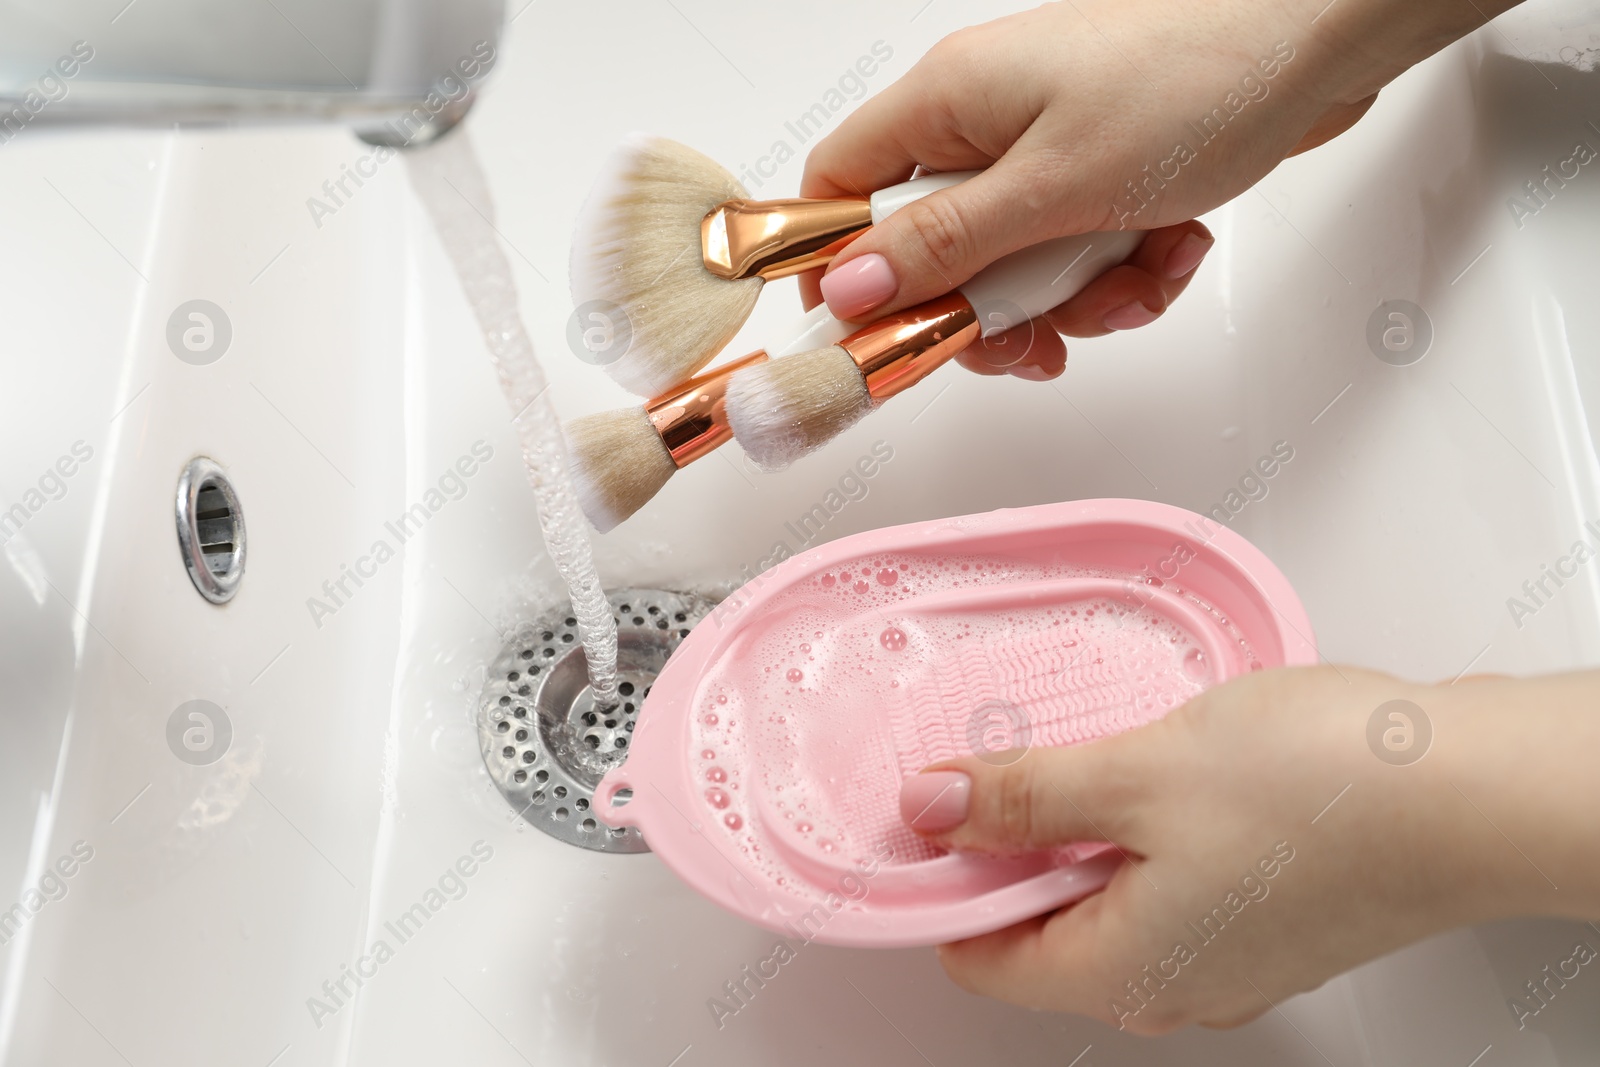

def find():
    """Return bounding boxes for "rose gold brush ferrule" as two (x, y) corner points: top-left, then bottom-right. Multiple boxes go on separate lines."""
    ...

(838, 292), (981, 403)
(646, 349), (770, 467)
(701, 197), (873, 281)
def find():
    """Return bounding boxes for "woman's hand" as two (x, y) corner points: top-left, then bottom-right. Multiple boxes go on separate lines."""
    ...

(897, 666), (1600, 1032)
(800, 0), (1510, 379)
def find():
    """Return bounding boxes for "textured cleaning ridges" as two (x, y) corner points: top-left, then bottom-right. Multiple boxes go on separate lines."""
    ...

(569, 135), (763, 397)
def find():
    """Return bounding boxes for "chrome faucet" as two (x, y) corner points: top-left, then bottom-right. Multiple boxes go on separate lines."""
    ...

(0, 0), (505, 147)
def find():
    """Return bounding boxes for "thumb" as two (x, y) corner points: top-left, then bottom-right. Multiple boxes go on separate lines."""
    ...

(819, 163), (1050, 321)
(897, 735), (1150, 855)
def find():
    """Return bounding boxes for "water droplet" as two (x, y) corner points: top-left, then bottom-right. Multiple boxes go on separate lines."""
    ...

(707, 766), (727, 783)
(724, 812), (743, 830)
(818, 839), (836, 853)
(1181, 647), (1209, 682)
(704, 713), (719, 726)
(795, 821), (812, 833)
(799, 642), (811, 653)
(879, 626), (907, 651)
(876, 568), (897, 586)
(706, 787), (730, 809)
(821, 573), (836, 587)
(853, 580), (869, 594)
(701, 749), (715, 760)
(786, 668), (803, 683)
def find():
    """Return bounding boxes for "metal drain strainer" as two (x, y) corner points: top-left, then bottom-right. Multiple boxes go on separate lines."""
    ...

(477, 587), (717, 853)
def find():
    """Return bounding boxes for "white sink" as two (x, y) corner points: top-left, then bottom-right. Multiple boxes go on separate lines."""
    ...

(2, 2), (1598, 1064)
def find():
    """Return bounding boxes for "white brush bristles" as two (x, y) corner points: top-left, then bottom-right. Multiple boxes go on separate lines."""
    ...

(564, 406), (677, 533)
(569, 135), (763, 397)
(724, 347), (872, 471)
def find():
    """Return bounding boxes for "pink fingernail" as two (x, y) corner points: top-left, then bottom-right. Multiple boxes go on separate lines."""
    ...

(1164, 233), (1213, 280)
(899, 771), (971, 832)
(1103, 302), (1160, 331)
(820, 253), (898, 318)
(1009, 363), (1057, 382)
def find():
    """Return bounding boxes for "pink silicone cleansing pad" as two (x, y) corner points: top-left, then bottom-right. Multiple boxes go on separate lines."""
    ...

(598, 499), (1316, 947)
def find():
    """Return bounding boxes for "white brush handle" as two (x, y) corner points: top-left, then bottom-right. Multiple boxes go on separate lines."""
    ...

(868, 170), (979, 221)
(963, 230), (1143, 330)
(777, 229), (1144, 357)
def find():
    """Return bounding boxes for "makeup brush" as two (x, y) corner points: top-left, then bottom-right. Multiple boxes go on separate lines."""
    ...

(569, 134), (973, 397)
(725, 230), (1145, 470)
(565, 350), (769, 532)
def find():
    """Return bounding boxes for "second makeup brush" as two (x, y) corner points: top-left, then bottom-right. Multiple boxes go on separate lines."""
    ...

(724, 230), (1143, 470)
(569, 134), (973, 397)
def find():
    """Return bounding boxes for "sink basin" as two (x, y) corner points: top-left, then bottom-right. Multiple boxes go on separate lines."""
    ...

(2, 2), (1598, 1064)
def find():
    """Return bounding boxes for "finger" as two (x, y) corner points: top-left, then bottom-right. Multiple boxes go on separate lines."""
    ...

(1044, 221), (1213, 338)
(938, 884), (1136, 1020)
(816, 161), (1051, 321)
(798, 267), (824, 312)
(1042, 264), (1169, 338)
(800, 56), (1001, 201)
(897, 732), (1157, 854)
(937, 913), (1054, 1004)
(956, 320), (1066, 380)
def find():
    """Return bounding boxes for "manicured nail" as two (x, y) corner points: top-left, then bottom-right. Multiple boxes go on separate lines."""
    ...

(820, 253), (898, 319)
(899, 770), (971, 832)
(1103, 302), (1160, 332)
(1009, 363), (1058, 382)
(1164, 233), (1213, 280)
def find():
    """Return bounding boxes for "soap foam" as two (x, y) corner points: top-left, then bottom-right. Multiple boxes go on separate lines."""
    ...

(689, 551), (1259, 894)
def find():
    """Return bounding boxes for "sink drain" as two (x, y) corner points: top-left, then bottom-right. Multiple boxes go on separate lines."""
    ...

(477, 588), (717, 853)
